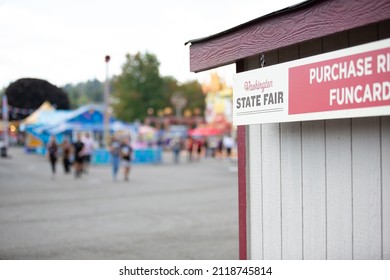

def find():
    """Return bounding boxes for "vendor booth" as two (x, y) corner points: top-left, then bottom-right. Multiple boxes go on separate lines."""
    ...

(187, 0), (390, 259)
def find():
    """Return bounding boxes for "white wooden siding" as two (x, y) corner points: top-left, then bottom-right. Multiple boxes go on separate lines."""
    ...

(382, 116), (390, 259)
(262, 124), (282, 259)
(352, 118), (382, 259)
(248, 124), (263, 259)
(325, 119), (353, 259)
(247, 117), (390, 259)
(302, 121), (327, 259)
(281, 122), (303, 259)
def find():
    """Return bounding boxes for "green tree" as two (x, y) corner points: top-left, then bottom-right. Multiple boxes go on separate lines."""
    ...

(63, 79), (103, 109)
(113, 52), (164, 121)
(112, 52), (205, 122)
(161, 76), (179, 106)
(179, 80), (204, 112)
(62, 83), (81, 108)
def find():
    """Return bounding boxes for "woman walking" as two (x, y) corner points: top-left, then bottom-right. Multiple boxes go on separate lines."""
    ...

(61, 138), (72, 174)
(47, 136), (58, 180)
(120, 137), (133, 181)
(73, 133), (85, 178)
(109, 135), (121, 181)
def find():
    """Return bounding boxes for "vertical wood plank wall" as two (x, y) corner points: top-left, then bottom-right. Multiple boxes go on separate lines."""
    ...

(281, 122), (303, 259)
(326, 119), (353, 259)
(244, 23), (390, 259)
(382, 116), (390, 259)
(247, 117), (390, 260)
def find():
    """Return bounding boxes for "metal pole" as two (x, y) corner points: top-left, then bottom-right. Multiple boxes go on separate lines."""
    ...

(103, 55), (110, 148)
(2, 95), (9, 157)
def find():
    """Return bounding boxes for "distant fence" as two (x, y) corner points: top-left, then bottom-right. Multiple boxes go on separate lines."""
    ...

(93, 148), (162, 164)
(27, 147), (162, 164)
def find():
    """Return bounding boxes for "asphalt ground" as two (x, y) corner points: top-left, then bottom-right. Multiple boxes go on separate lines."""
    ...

(0, 147), (238, 260)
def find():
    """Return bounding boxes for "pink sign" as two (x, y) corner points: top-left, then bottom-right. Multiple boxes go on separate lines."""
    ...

(289, 47), (390, 114)
(234, 39), (390, 126)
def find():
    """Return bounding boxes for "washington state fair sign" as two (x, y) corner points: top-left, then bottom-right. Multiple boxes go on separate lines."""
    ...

(233, 38), (390, 125)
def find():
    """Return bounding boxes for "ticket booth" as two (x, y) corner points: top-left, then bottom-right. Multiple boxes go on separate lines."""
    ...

(187, 0), (390, 259)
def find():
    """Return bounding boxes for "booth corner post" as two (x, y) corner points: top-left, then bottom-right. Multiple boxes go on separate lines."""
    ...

(103, 55), (111, 149)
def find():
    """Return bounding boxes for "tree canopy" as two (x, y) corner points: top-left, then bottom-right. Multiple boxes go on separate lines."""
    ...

(4, 78), (70, 120)
(113, 52), (204, 122)
(62, 79), (103, 109)
(113, 52), (164, 121)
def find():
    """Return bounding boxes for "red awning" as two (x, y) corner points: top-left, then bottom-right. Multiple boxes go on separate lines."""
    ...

(188, 127), (223, 137)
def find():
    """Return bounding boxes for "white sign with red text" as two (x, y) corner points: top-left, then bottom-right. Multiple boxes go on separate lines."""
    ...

(233, 38), (390, 125)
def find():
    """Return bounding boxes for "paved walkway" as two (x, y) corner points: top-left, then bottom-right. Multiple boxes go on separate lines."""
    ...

(0, 148), (238, 259)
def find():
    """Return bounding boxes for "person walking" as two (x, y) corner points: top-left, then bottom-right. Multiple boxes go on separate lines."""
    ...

(82, 132), (95, 174)
(109, 135), (121, 181)
(120, 137), (133, 181)
(73, 133), (85, 178)
(47, 136), (58, 180)
(61, 138), (72, 174)
(223, 134), (235, 159)
(186, 136), (194, 162)
(195, 137), (204, 161)
(208, 136), (218, 158)
(171, 136), (182, 164)
(217, 137), (223, 159)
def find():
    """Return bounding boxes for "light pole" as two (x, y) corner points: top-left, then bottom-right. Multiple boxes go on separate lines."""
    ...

(103, 55), (111, 148)
(1, 94), (9, 157)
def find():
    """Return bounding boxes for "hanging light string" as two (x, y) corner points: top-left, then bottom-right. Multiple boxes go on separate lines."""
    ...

(7, 105), (36, 116)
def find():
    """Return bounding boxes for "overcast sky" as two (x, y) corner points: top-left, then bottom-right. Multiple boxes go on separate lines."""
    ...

(0, 0), (300, 88)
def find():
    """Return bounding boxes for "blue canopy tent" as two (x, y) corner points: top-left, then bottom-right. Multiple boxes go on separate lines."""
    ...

(22, 104), (160, 164)
(22, 104), (133, 150)
(22, 110), (72, 153)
